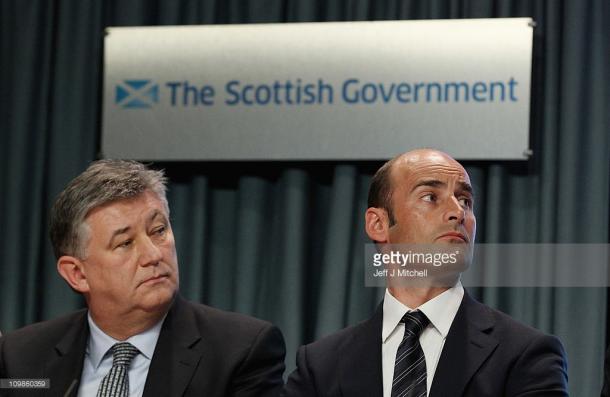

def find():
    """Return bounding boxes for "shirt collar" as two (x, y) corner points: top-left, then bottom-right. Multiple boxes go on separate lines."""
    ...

(86, 312), (166, 370)
(382, 281), (464, 343)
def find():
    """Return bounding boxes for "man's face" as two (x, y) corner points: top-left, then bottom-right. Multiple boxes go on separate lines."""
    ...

(79, 190), (179, 317)
(386, 151), (476, 247)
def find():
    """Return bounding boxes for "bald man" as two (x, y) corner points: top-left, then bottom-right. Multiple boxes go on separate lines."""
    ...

(282, 149), (568, 397)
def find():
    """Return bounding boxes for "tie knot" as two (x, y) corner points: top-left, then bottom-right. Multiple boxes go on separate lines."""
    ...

(110, 342), (139, 367)
(400, 311), (430, 337)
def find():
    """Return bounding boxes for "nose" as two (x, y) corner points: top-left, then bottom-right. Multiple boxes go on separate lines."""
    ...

(139, 236), (163, 267)
(444, 196), (465, 224)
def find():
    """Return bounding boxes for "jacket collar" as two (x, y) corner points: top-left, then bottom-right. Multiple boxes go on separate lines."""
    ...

(429, 291), (498, 397)
(47, 309), (89, 397)
(143, 295), (204, 397)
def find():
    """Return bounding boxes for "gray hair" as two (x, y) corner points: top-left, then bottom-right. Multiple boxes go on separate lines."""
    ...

(49, 159), (168, 259)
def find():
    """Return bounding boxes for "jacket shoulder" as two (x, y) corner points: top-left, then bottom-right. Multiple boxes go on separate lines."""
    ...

(184, 300), (274, 330)
(1, 309), (87, 349)
(178, 299), (282, 348)
(478, 300), (559, 341)
(299, 318), (371, 359)
(0, 309), (87, 376)
(466, 296), (567, 367)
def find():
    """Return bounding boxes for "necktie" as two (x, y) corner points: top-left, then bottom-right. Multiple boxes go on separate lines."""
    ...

(391, 311), (430, 397)
(96, 342), (139, 397)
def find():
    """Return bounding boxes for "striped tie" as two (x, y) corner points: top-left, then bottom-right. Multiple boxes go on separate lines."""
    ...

(96, 342), (139, 397)
(391, 311), (430, 397)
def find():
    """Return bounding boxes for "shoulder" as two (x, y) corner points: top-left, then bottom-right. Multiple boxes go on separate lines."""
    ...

(283, 314), (381, 396)
(474, 299), (568, 392)
(174, 298), (284, 350)
(305, 321), (365, 351)
(170, 298), (286, 391)
(0, 309), (87, 349)
(181, 299), (276, 334)
(295, 317), (374, 368)
(172, 300), (285, 396)
(471, 296), (562, 344)
(494, 306), (565, 358)
(0, 309), (87, 372)
(292, 303), (382, 366)
(465, 295), (567, 366)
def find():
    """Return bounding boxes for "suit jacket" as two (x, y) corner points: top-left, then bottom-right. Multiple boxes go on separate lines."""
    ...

(0, 296), (285, 397)
(283, 292), (568, 397)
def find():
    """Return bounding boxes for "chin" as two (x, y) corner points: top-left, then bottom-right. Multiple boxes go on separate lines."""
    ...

(140, 288), (177, 313)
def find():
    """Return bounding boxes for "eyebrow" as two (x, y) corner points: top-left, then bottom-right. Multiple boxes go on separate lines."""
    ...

(458, 181), (474, 196)
(410, 179), (445, 193)
(148, 210), (167, 224)
(411, 179), (474, 196)
(108, 226), (131, 248)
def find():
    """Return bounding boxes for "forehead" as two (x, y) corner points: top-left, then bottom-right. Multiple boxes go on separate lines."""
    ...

(85, 191), (167, 229)
(391, 152), (471, 187)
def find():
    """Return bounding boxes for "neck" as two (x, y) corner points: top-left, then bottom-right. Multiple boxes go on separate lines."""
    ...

(388, 286), (449, 309)
(88, 304), (170, 341)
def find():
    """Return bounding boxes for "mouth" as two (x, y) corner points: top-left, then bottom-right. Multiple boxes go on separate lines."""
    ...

(139, 273), (170, 286)
(436, 232), (468, 243)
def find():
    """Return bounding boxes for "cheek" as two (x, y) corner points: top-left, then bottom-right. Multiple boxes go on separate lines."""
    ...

(409, 215), (433, 238)
(161, 240), (178, 260)
(391, 213), (424, 241)
(86, 267), (123, 294)
(161, 233), (176, 251)
(91, 255), (137, 283)
(467, 215), (477, 236)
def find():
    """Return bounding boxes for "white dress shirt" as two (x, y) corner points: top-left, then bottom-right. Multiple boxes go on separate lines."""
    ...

(77, 313), (165, 397)
(382, 282), (464, 397)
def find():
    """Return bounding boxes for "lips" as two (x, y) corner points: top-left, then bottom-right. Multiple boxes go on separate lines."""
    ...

(436, 232), (468, 242)
(140, 273), (169, 286)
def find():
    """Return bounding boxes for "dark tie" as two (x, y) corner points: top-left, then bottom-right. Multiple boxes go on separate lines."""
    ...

(391, 311), (430, 397)
(96, 342), (140, 397)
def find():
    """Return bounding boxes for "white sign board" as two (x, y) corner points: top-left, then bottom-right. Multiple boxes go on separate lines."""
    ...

(102, 18), (534, 160)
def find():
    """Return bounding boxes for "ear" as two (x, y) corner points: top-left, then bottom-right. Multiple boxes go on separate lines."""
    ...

(57, 256), (90, 293)
(365, 207), (390, 243)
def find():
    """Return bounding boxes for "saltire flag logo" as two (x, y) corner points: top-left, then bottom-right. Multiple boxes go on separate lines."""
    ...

(115, 80), (159, 108)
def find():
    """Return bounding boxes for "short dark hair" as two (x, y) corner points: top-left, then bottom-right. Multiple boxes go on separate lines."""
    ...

(49, 160), (168, 259)
(367, 157), (397, 225)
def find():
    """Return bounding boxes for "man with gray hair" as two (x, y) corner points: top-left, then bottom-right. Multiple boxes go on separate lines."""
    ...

(0, 160), (285, 397)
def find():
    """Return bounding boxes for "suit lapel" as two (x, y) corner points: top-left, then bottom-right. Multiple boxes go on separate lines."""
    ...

(143, 296), (204, 397)
(429, 292), (498, 397)
(338, 303), (384, 397)
(45, 310), (88, 397)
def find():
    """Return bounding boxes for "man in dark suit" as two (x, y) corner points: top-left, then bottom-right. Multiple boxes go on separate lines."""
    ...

(0, 160), (285, 396)
(283, 149), (568, 396)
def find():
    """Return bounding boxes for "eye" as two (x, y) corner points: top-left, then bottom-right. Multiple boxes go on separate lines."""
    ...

(152, 225), (167, 236)
(422, 193), (436, 202)
(458, 196), (472, 208)
(117, 239), (133, 249)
